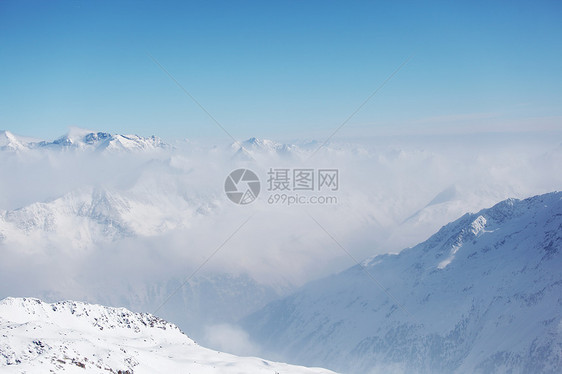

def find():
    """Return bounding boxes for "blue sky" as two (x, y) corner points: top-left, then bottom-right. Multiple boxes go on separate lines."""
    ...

(1, 0), (561, 141)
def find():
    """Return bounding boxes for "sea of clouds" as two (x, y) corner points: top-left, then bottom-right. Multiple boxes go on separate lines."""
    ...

(0, 129), (561, 353)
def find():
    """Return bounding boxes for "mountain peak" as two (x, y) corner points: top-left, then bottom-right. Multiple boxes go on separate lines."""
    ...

(66, 126), (98, 141)
(243, 191), (562, 373)
(0, 128), (170, 153)
(0, 130), (40, 151)
(0, 130), (21, 150)
(231, 137), (299, 158)
(241, 137), (279, 149)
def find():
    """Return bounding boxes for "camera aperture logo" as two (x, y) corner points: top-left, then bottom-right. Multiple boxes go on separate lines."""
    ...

(225, 168), (261, 205)
(225, 168), (339, 206)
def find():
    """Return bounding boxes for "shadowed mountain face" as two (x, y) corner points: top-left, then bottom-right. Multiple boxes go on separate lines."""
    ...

(243, 192), (562, 374)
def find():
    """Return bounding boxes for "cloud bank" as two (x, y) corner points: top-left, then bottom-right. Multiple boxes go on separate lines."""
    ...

(0, 129), (561, 347)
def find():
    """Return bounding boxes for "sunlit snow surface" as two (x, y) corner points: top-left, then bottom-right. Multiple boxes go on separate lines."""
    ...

(0, 297), (336, 374)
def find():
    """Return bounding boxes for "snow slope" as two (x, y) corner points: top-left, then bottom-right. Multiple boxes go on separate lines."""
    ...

(0, 297), (336, 374)
(0, 131), (38, 151)
(243, 192), (562, 374)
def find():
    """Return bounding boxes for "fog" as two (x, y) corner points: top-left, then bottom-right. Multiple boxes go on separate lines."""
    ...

(1, 130), (561, 351)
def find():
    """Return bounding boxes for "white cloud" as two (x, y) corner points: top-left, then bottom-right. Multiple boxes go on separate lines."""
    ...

(0, 130), (561, 347)
(203, 323), (261, 357)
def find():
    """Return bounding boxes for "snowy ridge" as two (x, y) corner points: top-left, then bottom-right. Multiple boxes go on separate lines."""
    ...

(0, 179), (219, 247)
(0, 297), (180, 335)
(0, 131), (41, 151)
(0, 297), (336, 373)
(243, 192), (562, 374)
(0, 186), (174, 247)
(231, 137), (301, 160)
(237, 137), (296, 153)
(0, 128), (168, 152)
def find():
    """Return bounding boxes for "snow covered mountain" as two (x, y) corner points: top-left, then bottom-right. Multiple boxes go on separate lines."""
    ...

(0, 182), (282, 342)
(242, 192), (562, 374)
(0, 128), (169, 152)
(1, 128), (561, 362)
(125, 273), (285, 343)
(0, 131), (41, 151)
(0, 297), (337, 374)
(0, 185), (201, 245)
(42, 131), (168, 152)
(230, 137), (302, 160)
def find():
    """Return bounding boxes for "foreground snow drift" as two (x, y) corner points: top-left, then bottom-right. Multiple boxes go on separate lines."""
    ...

(0, 297), (336, 374)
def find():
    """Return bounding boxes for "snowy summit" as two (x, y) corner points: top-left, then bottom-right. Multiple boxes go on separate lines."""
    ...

(0, 297), (337, 374)
(243, 192), (562, 374)
(0, 128), (169, 152)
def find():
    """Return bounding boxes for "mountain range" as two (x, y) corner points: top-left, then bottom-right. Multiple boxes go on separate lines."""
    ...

(242, 192), (562, 374)
(0, 128), (168, 152)
(1, 128), (561, 369)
